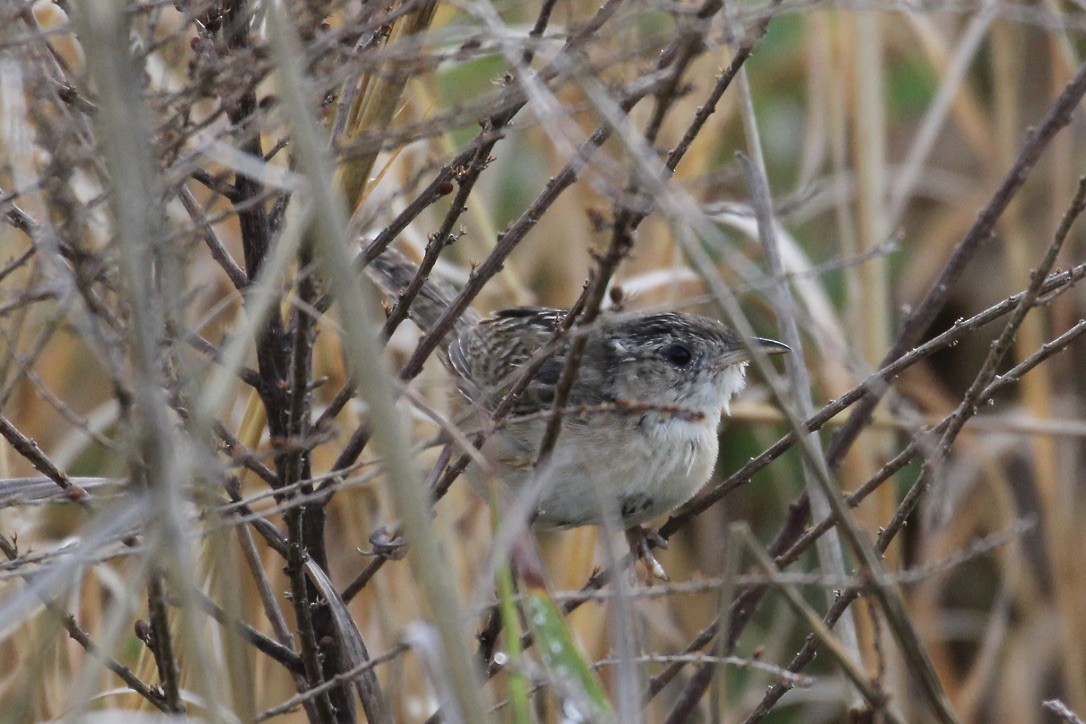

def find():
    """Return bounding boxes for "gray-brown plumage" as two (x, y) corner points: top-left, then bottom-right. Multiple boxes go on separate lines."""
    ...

(366, 248), (788, 535)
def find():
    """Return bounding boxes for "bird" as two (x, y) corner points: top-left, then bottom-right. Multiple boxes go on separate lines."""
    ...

(367, 247), (789, 578)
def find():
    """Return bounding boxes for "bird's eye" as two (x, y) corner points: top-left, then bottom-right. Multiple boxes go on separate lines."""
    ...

(663, 343), (692, 367)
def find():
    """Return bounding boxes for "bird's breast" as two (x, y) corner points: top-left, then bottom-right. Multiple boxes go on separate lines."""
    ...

(521, 413), (721, 528)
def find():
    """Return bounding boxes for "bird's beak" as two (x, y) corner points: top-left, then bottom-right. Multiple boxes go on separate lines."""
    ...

(721, 338), (791, 366)
(753, 338), (791, 355)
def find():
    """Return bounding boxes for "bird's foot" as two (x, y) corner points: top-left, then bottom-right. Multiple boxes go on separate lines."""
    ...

(625, 525), (669, 582)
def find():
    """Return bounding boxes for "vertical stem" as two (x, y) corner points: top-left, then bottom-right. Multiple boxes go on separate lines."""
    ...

(217, 1), (353, 718)
(286, 505), (338, 723)
(850, 8), (900, 704)
(992, 23), (1086, 712)
(75, 0), (200, 714)
(727, 0), (863, 697)
(146, 573), (184, 712)
(265, 4), (490, 721)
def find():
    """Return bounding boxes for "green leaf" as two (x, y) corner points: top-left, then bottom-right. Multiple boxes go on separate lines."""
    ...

(522, 590), (614, 721)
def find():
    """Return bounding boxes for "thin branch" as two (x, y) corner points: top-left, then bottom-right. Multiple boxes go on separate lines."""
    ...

(0, 532), (170, 713)
(256, 644), (410, 722)
(743, 177), (1086, 720)
(0, 415), (90, 504)
(877, 176), (1086, 551)
(659, 260), (1086, 537)
(172, 323), (266, 392)
(0, 193), (41, 237)
(824, 56), (1086, 471)
(177, 184), (249, 290)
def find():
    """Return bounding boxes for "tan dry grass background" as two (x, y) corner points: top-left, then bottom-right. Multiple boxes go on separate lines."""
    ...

(2, 0), (1086, 722)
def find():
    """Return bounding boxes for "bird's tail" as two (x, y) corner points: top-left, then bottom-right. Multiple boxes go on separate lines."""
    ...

(364, 246), (478, 335)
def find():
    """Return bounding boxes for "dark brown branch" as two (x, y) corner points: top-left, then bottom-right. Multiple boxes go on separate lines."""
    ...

(191, 590), (305, 674)
(172, 323), (266, 392)
(214, 423), (279, 487)
(145, 573), (184, 712)
(0, 415), (89, 504)
(658, 260), (1086, 538)
(824, 57), (1086, 472)
(741, 176), (1086, 721)
(177, 184), (249, 290)
(312, 0), (626, 431)
(0, 532), (170, 712)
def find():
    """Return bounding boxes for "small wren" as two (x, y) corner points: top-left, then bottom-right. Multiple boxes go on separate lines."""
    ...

(368, 248), (788, 576)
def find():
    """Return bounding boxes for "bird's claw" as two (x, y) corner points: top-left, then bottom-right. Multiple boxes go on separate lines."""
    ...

(625, 526), (669, 582)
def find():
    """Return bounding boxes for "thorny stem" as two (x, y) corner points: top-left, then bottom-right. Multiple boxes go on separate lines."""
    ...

(313, 0), (624, 431)
(501, 260), (1086, 696)
(878, 177), (1086, 552)
(0, 415), (89, 504)
(533, 0), (712, 469)
(200, 0), (346, 718)
(824, 57), (1086, 472)
(469, 0), (788, 681)
(0, 533), (170, 713)
(145, 574), (184, 712)
(706, 179), (1086, 721)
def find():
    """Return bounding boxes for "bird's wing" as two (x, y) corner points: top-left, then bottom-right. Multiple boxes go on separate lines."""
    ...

(449, 307), (610, 415)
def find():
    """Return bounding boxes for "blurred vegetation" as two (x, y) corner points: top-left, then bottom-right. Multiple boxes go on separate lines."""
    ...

(2, 0), (1086, 722)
